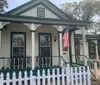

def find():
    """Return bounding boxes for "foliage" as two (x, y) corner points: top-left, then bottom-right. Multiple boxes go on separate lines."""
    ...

(0, 0), (8, 13)
(60, 0), (100, 22)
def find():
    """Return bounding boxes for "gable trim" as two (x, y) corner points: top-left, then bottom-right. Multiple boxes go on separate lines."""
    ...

(6, 0), (73, 20)
(7, 0), (36, 14)
(16, 2), (63, 19)
(46, 0), (73, 19)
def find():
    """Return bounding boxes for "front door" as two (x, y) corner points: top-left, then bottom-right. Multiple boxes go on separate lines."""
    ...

(11, 33), (26, 69)
(39, 33), (52, 67)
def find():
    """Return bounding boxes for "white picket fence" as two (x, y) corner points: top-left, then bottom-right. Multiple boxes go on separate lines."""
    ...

(0, 65), (91, 85)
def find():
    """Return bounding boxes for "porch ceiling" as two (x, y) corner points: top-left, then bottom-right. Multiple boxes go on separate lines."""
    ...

(0, 14), (90, 26)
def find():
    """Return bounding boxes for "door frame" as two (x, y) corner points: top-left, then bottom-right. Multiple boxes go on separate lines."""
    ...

(38, 33), (52, 65)
(10, 32), (26, 68)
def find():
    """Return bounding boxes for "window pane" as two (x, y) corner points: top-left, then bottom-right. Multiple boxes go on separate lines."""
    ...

(40, 47), (50, 57)
(12, 34), (24, 46)
(75, 39), (80, 55)
(40, 35), (50, 46)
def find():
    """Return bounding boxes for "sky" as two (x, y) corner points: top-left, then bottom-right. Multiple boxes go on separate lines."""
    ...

(6, 0), (81, 11)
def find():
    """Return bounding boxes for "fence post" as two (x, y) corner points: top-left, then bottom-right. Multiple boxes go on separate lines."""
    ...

(52, 69), (55, 85)
(42, 70), (45, 85)
(24, 71), (28, 85)
(0, 73), (4, 85)
(94, 62), (98, 79)
(79, 67), (82, 85)
(75, 67), (78, 85)
(70, 68), (73, 85)
(67, 64), (70, 85)
(83, 67), (86, 85)
(18, 71), (22, 85)
(57, 68), (60, 85)
(12, 72), (16, 85)
(87, 66), (91, 85)
(37, 70), (40, 85)
(62, 68), (65, 85)
(47, 69), (50, 85)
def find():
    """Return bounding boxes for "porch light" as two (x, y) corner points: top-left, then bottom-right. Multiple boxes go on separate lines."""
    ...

(54, 36), (57, 42)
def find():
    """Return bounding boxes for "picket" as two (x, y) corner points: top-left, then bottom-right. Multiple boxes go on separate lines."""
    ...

(18, 72), (22, 85)
(47, 69), (50, 85)
(87, 67), (91, 85)
(83, 67), (86, 85)
(67, 65), (70, 85)
(79, 67), (82, 85)
(57, 68), (60, 85)
(71, 68), (74, 85)
(52, 69), (55, 85)
(0, 64), (91, 85)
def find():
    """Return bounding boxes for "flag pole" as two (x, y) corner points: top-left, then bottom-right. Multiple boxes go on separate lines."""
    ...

(69, 32), (72, 65)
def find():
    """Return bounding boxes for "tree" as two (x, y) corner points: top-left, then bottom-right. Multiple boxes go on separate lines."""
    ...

(60, 0), (100, 22)
(0, 0), (8, 12)
(60, 0), (100, 33)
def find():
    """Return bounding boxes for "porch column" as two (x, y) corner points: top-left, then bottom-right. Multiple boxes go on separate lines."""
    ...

(71, 32), (75, 63)
(58, 26), (63, 67)
(0, 22), (3, 47)
(95, 40), (99, 61)
(82, 27), (87, 66)
(31, 24), (36, 69)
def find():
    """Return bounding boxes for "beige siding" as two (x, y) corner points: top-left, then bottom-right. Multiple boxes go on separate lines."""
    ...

(35, 26), (59, 66)
(0, 24), (61, 67)
(1, 24), (32, 57)
(35, 26), (59, 57)
(21, 5), (59, 19)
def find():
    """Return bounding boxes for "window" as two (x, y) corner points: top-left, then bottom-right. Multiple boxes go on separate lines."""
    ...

(88, 40), (96, 59)
(11, 33), (26, 68)
(37, 7), (45, 18)
(39, 33), (52, 67)
(75, 39), (80, 55)
(39, 34), (51, 57)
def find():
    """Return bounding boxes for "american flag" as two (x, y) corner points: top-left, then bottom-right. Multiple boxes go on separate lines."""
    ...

(63, 26), (70, 49)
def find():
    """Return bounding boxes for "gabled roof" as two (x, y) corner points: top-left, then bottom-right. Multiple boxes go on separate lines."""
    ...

(6, 0), (73, 20)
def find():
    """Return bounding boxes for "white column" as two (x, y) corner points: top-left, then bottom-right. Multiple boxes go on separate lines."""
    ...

(94, 62), (98, 79)
(59, 26), (63, 67)
(95, 41), (99, 61)
(86, 42), (89, 57)
(0, 22), (3, 47)
(31, 24), (36, 69)
(82, 27), (87, 66)
(0, 31), (1, 47)
(71, 32), (75, 63)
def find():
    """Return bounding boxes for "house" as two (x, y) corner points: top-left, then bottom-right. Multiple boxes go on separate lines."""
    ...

(0, 0), (89, 70)
(74, 29), (100, 68)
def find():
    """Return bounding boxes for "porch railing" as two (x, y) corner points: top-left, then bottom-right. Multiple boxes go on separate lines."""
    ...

(0, 57), (32, 69)
(0, 57), (10, 69)
(35, 56), (60, 68)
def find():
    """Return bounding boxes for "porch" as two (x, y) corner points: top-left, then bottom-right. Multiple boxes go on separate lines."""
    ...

(0, 23), (68, 69)
(0, 14), (90, 70)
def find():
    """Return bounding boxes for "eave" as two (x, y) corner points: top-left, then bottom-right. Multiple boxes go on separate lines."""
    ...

(0, 14), (90, 26)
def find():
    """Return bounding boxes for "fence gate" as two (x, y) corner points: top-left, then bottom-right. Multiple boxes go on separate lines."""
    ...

(0, 65), (91, 85)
